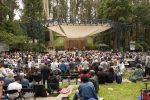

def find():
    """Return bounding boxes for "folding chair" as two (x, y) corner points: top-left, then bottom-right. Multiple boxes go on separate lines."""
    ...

(21, 88), (36, 100)
(140, 82), (150, 100)
(62, 97), (69, 100)
(6, 89), (22, 100)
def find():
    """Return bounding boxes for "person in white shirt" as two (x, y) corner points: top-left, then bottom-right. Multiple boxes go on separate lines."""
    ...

(7, 77), (22, 92)
(51, 60), (59, 71)
(7, 77), (22, 99)
(82, 59), (89, 69)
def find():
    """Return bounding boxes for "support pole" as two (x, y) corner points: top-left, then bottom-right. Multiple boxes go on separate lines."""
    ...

(49, 30), (54, 50)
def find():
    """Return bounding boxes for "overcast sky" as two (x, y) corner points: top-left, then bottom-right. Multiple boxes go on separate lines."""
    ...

(14, 0), (23, 20)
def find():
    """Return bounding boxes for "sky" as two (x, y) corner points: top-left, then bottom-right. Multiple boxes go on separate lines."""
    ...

(14, 0), (23, 20)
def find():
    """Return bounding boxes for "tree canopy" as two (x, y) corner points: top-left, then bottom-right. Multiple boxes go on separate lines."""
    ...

(0, 0), (150, 51)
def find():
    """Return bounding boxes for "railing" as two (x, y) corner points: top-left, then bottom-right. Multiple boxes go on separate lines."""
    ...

(41, 18), (114, 27)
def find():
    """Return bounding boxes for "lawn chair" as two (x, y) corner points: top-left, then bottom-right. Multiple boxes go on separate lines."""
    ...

(21, 88), (36, 100)
(140, 82), (150, 100)
(6, 89), (22, 100)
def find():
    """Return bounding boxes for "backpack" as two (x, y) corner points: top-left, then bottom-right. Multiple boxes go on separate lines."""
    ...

(115, 74), (122, 84)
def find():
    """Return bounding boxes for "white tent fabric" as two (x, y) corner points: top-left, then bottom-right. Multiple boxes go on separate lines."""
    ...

(48, 24), (111, 38)
(48, 25), (66, 36)
(88, 25), (111, 36)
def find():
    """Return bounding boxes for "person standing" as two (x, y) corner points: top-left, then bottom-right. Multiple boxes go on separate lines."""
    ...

(145, 51), (150, 76)
(51, 59), (59, 74)
(59, 60), (67, 75)
(41, 63), (51, 85)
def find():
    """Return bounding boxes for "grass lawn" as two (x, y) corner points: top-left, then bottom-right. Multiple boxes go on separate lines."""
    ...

(69, 82), (145, 100)
(68, 70), (148, 100)
(99, 82), (144, 100)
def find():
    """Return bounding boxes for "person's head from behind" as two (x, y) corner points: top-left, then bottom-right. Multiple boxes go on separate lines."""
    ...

(98, 67), (103, 72)
(89, 70), (95, 77)
(81, 75), (89, 83)
(61, 60), (65, 63)
(7, 73), (14, 78)
(14, 76), (21, 83)
(19, 72), (25, 79)
(136, 63), (141, 69)
(108, 67), (114, 74)
(81, 69), (88, 74)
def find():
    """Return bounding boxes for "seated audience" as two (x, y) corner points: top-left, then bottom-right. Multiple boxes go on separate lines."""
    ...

(129, 64), (144, 82)
(26, 68), (33, 82)
(20, 72), (30, 88)
(106, 68), (115, 83)
(89, 70), (99, 93)
(6, 77), (22, 99)
(0, 62), (7, 80)
(7, 76), (22, 91)
(114, 66), (122, 84)
(79, 69), (91, 82)
(47, 72), (59, 93)
(59, 60), (67, 75)
(97, 68), (107, 84)
(4, 73), (15, 86)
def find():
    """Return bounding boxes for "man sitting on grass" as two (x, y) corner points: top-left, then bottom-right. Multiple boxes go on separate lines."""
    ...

(129, 64), (144, 82)
(73, 75), (98, 100)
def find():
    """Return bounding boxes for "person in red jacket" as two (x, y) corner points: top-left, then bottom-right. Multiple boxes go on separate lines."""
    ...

(79, 69), (91, 82)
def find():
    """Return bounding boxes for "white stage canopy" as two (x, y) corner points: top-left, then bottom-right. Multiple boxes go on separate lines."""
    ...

(48, 24), (111, 38)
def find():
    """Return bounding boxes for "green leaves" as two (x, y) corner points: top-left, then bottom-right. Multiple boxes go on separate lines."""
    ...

(99, 0), (131, 22)
(21, 0), (44, 21)
(0, 30), (27, 45)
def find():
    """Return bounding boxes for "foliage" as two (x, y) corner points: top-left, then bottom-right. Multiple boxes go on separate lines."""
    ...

(132, 1), (150, 26)
(21, 0), (44, 21)
(21, 0), (44, 39)
(1, 0), (150, 51)
(55, 37), (64, 50)
(21, 0), (47, 51)
(0, 0), (18, 20)
(96, 0), (150, 51)
(98, 0), (132, 22)
(0, 20), (24, 35)
(0, 30), (28, 50)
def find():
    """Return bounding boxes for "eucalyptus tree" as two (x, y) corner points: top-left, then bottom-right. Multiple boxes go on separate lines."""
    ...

(58, 0), (68, 19)
(21, 0), (47, 51)
(97, 0), (132, 50)
(131, 1), (150, 49)
(21, 0), (44, 42)
(0, 0), (18, 21)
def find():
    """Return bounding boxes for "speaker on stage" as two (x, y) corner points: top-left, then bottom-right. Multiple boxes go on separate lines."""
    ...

(45, 31), (50, 41)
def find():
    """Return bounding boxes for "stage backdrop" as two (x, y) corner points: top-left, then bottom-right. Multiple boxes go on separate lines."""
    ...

(64, 38), (86, 50)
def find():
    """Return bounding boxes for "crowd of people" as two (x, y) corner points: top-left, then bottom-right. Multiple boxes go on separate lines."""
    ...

(0, 50), (150, 99)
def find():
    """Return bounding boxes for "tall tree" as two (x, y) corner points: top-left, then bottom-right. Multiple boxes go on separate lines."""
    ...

(21, 0), (44, 41)
(97, 0), (132, 50)
(0, 0), (18, 21)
